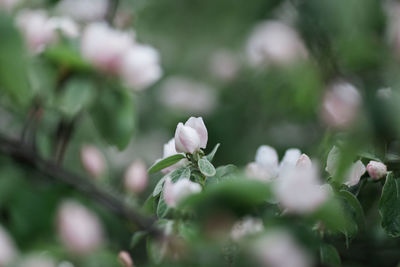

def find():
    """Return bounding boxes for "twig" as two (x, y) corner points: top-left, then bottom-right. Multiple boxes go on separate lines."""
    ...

(106, 0), (120, 24)
(0, 133), (162, 236)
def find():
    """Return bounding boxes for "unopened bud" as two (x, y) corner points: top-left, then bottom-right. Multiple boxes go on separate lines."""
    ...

(366, 161), (387, 180)
(118, 251), (134, 267)
(80, 145), (106, 178)
(124, 160), (148, 194)
(57, 200), (104, 255)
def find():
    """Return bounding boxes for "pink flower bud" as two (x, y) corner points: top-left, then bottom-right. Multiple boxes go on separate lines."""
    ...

(16, 10), (57, 54)
(57, 200), (104, 255)
(80, 145), (106, 178)
(163, 178), (202, 207)
(124, 160), (148, 194)
(366, 161), (387, 180)
(120, 44), (162, 90)
(184, 117), (208, 149)
(0, 225), (17, 266)
(321, 81), (361, 128)
(81, 23), (133, 74)
(118, 251), (134, 267)
(246, 21), (307, 67)
(174, 117), (208, 154)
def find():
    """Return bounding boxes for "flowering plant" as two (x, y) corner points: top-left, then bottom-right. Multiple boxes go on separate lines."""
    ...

(0, 0), (400, 266)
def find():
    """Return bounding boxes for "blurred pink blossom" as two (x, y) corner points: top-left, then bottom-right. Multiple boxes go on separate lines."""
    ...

(80, 145), (106, 178)
(246, 20), (307, 67)
(163, 178), (201, 207)
(322, 81), (361, 128)
(57, 200), (104, 255)
(124, 160), (149, 194)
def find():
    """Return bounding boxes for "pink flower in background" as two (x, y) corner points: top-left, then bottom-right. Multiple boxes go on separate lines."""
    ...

(80, 145), (106, 178)
(246, 20), (307, 67)
(120, 44), (162, 90)
(366, 161), (387, 180)
(124, 160), (149, 194)
(275, 154), (329, 213)
(159, 77), (217, 114)
(16, 10), (57, 54)
(174, 117), (208, 154)
(230, 216), (263, 241)
(55, 0), (108, 22)
(209, 50), (239, 81)
(252, 230), (312, 267)
(81, 22), (134, 73)
(246, 145), (301, 182)
(0, 225), (17, 266)
(163, 178), (202, 207)
(0, 0), (19, 11)
(57, 200), (104, 255)
(322, 81), (361, 129)
(47, 17), (80, 39)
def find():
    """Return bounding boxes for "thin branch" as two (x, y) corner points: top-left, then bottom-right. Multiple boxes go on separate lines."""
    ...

(0, 133), (162, 237)
(106, 0), (120, 24)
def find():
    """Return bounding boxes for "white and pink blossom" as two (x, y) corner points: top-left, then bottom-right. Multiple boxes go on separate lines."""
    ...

(174, 117), (208, 154)
(246, 20), (307, 67)
(252, 230), (312, 267)
(163, 178), (201, 208)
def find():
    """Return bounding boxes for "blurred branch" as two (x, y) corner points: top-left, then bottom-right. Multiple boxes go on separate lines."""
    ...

(106, 0), (120, 24)
(0, 133), (162, 237)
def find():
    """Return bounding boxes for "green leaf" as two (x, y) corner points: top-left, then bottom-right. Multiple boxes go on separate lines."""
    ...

(311, 198), (349, 233)
(157, 193), (170, 218)
(180, 179), (272, 216)
(206, 143), (220, 162)
(379, 172), (400, 237)
(205, 164), (237, 187)
(91, 88), (135, 150)
(45, 42), (92, 71)
(320, 244), (341, 267)
(198, 157), (216, 177)
(0, 13), (31, 107)
(338, 190), (365, 232)
(130, 231), (147, 248)
(56, 77), (95, 118)
(153, 177), (166, 197)
(148, 154), (186, 174)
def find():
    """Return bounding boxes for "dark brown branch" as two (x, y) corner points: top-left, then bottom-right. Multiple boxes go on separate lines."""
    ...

(0, 133), (162, 236)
